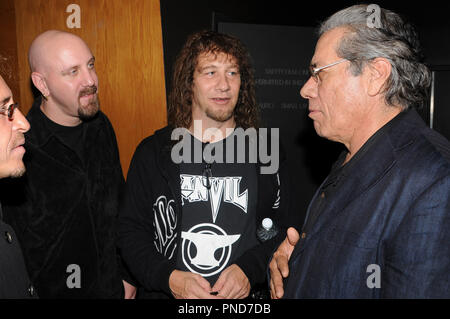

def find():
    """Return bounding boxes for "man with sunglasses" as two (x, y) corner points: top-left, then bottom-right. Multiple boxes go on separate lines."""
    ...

(0, 74), (36, 298)
(118, 31), (288, 299)
(1, 30), (136, 298)
(269, 4), (450, 298)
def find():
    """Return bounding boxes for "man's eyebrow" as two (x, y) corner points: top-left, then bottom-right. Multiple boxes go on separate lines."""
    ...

(198, 63), (239, 72)
(198, 64), (218, 71)
(1, 96), (11, 106)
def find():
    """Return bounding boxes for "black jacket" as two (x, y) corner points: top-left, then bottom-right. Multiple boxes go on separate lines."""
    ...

(283, 109), (450, 298)
(118, 125), (290, 298)
(0, 205), (36, 299)
(2, 101), (129, 298)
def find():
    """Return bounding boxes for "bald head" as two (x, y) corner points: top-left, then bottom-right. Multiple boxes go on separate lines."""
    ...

(29, 30), (99, 126)
(28, 30), (92, 74)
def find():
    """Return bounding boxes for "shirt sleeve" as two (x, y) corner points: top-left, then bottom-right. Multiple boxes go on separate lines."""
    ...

(117, 140), (176, 296)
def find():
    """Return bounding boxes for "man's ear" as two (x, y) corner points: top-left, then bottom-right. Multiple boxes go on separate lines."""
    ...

(367, 58), (391, 97)
(31, 72), (49, 98)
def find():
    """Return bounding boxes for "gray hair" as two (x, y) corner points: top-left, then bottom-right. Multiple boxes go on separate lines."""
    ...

(319, 4), (431, 109)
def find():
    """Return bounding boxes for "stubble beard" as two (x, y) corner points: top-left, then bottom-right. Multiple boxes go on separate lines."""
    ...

(205, 106), (234, 123)
(8, 134), (27, 178)
(9, 165), (26, 178)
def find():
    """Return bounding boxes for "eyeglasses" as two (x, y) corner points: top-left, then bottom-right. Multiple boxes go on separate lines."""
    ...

(309, 59), (348, 83)
(202, 162), (212, 189)
(0, 102), (19, 119)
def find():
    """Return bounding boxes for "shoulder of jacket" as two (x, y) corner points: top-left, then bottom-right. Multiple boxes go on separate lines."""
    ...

(133, 125), (173, 156)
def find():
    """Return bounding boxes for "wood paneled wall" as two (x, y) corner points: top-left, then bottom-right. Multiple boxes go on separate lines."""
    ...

(0, 0), (20, 101)
(12, 0), (167, 175)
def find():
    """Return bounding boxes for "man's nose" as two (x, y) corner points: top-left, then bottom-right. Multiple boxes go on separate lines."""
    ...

(13, 109), (30, 133)
(216, 73), (230, 91)
(82, 68), (97, 87)
(300, 77), (318, 100)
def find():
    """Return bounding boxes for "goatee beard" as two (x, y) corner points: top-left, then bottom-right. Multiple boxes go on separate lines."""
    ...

(78, 85), (99, 121)
(78, 100), (99, 121)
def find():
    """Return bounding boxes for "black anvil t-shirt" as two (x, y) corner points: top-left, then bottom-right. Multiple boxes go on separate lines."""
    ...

(176, 131), (258, 286)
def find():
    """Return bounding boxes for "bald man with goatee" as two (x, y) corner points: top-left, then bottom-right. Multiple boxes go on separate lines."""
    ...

(2, 30), (136, 298)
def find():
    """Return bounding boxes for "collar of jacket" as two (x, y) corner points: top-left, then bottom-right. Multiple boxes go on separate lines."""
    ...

(25, 96), (104, 148)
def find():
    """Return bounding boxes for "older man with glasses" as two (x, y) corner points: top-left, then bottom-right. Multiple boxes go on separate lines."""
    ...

(269, 4), (450, 299)
(0, 74), (36, 298)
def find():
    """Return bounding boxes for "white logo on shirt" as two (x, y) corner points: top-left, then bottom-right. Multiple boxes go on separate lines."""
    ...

(180, 174), (248, 223)
(153, 196), (177, 259)
(181, 223), (240, 277)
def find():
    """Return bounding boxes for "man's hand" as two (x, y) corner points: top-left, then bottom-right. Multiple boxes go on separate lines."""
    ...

(169, 270), (219, 299)
(123, 280), (137, 299)
(269, 227), (300, 299)
(211, 264), (250, 299)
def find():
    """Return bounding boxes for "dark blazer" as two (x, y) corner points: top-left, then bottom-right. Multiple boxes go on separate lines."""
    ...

(0, 205), (36, 299)
(283, 109), (450, 298)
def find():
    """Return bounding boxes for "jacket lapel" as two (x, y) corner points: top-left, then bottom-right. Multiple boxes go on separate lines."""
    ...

(304, 145), (396, 242)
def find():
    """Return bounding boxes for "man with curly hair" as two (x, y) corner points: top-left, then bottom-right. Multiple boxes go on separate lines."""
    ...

(118, 30), (288, 299)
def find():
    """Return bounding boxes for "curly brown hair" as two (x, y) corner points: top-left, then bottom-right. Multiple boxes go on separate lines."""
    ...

(167, 30), (259, 129)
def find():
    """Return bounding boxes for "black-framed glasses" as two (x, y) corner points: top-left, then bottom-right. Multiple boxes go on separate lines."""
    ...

(202, 162), (212, 189)
(0, 102), (19, 119)
(309, 59), (348, 83)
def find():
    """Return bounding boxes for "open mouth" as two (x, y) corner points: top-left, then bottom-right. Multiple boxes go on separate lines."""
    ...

(211, 97), (230, 104)
(79, 93), (98, 107)
(79, 86), (98, 101)
(80, 93), (96, 100)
